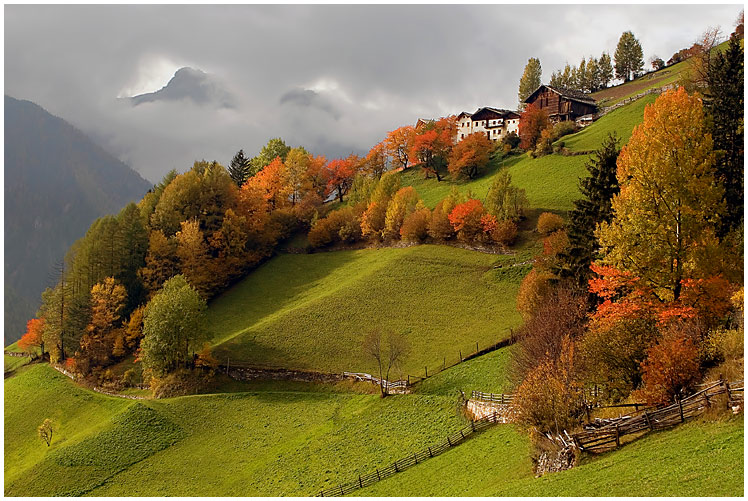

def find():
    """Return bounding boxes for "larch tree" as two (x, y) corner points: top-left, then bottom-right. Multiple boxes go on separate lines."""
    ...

(384, 125), (415, 170)
(598, 52), (614, 88)
(596, 87), (723, 302)
(518, 57), (542, 109)
(614, 31), (644, 82)
(448, 132), (494, 180)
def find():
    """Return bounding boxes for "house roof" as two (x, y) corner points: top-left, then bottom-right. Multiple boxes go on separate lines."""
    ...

(524, 85), (597, 106)
(470, 107), (520, 120)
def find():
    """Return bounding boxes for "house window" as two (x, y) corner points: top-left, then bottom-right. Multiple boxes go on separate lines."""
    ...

(461, 134), (464, 139)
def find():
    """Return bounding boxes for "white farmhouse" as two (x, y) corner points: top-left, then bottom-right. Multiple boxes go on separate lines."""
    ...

(456, 107), (520, 143)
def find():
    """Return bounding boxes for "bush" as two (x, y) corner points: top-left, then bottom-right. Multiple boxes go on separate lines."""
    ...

(428, 197), (459, 241)
(489, 219), (518, 247)
(400, 208), (431, 242)
(516, 268), (555, 322)
(634, 328), (701, 405)
(307, 205), (364, 248)
(383, 187), (420, 240)
(536, 212), (564, 235)
(485, 171), (528, 222)
(552, 121), (577, 139)
(533, 128), (554, 156)
(448, 199), (485, 243)
(501, 131), (521, 150)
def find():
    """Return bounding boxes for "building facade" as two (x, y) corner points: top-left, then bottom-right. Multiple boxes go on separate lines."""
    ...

(523, 85), (597, 122)
(456, 107), (520, 143)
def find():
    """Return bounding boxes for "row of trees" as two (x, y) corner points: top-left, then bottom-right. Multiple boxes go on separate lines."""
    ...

(308, 169), (528, 250)
(511, 45), (743, 438)
(548, 53), (614, 94)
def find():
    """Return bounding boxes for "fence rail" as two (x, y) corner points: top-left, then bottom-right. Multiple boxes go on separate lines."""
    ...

(317, 412), (503, 496)
(571, 379), (743, 453)
(342, 372), (408, 391)
(471, 390), (514, 404)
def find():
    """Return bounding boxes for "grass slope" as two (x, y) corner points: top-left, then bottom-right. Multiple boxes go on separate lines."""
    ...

(360, 416), (744, 496)
(207, 245), (524, 376)
(5, 364), (466, 496)
(399, 91), (656, 214)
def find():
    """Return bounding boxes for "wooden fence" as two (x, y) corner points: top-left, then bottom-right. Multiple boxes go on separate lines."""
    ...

(316, 412), (503, 496)
(571, 379), (743, 453)
(471, 390), (514, 404)
(342, 372), (408, 392)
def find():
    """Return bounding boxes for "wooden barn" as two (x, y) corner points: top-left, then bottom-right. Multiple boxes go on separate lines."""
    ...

(523, 85), (597, 122)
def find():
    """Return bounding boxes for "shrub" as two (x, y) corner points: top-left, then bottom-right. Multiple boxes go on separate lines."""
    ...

(516, 268), (555, 322)
(448, 199), (485, 243)
(501, 131), (521, 150)
(485, 171), (528, 222)
(514, 337), (586, 434)
(307, 205), (363, 248)
(361, 201), (388, 241)
(536, 212), (564, 235)
(634, 329), (701, 405)
(400, 208), (431, 242)
(489, 219), (518, 247)
(428, 193), (463, 241)
(552, 120), (577, 139)
(383, 187), (420, 240)
(536, 229), (569, 271)
(533, 128), (554, 156)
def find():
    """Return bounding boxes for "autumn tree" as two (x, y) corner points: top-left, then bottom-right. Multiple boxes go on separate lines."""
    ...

(705, 33), (744, 235)
(247, 157), (291, 210)
(139, 230), (179, 296)
(650, 56), (665, 71)
(428, 189), (465, 241)
(383, 187), (421, 240)
(140, 275), (207, 377)
(78, 277), (128, 368)
(635, 328), (701, 405)
(384, 125), (415, 170)
(284, 147), (312, 206)
(448, 199), (487, 242)
(687, 27), (722, 90)
(249, 137), (291, 176)
(410, 117), (456, 181)
(18, 318), (45, 355)
(360, 173), (401, 240)
(556, 133), (620, 286)
(518, 103), (549, 151)
(228, 149), (251, 187)
(361, 141), (388, 179)
(614, 31), (644, 82)
(448, 132), (494, 180)
(518, 57), (542, 109)
(124, 306), (145, 350)
(596, 88), (723, 303)
(326, 156), (358, 203)
(362, 330), (410, 397)
(175, 219), (212, 296)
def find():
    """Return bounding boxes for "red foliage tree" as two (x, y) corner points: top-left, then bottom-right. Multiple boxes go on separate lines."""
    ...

(410, 117), (456, 181)
(326, 156), (358, 203)
(635, 329), (701, 405)
(448, 199), (485, 242)
(519, 103), (550, 150)
(385, 125), (416, 170)
(448, 132), (494, 179)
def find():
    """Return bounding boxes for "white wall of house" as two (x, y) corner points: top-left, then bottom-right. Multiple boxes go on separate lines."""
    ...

(455, 112), (520, 143)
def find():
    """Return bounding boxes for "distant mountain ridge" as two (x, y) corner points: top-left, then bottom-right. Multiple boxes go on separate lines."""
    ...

(4, 95), (153, 344)
(129, 67), (236, 108)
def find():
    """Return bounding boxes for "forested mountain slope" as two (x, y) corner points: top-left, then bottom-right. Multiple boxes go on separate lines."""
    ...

(4, 96), (152, 343)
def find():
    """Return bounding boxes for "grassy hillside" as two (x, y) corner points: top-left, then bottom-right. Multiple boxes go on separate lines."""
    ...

(399, 91), (656, 214)
(207, 245), (525, 376)
(360, 415), (744, 496)
(5, 364), (466, 496)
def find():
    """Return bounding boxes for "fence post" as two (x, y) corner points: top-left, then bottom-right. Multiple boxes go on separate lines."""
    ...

(428, 446), (433, 457)
(425, 366), (428, 378)
(493, 410), (497, 423)
(447, 436), (452, 446)
(339, 485), (344, 496)
(501, 393), (504, 404)
(376, 468), (381, 480)
(414, 452), (418, 464)
(703, 391), (711, 408)
(476, 341), (479, 353)
(443, 357), (446, 369)
(644, 410), (652, 431)
(320, 490), (324, 497)
(407, 375), (410, 386)
(394, 461), (399, 473)
(226, 356), (230, 375)
(678, 398), (684, 422)
(459, 350), (462, 362)
(615, 424), (620, 447)
(471, 420), (476, 432)
(359, 475), (363, 488)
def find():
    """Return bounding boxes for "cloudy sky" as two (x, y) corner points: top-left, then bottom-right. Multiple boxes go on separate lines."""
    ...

(5, 4), (741, 183)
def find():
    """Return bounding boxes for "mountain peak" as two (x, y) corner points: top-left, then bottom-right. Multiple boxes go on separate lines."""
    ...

(129, 67), (235, 108)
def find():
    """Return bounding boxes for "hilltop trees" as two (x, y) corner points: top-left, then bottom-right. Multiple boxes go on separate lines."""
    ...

(549, 52), (614, 92)
(518, 57), (542, 109)
(614, 31), (644, 82)
(448, 132), (494, 179)
(596, 87), (722, 303)
(140, 275), (207, 378)
(384, 125), (415, 171)
(410, 117), (456, 182)
(228, 149), (251, 187)
(326, 156), (359, 202)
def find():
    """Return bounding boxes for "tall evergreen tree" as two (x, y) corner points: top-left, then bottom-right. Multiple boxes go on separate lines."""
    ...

(228, 149), (251, 187)
(556, 133), (621, 286)
(614, 31), (644, 82)
(598, 52), (614, 88)
(518, 58), (542, 109)
(705, 33), (744, 235)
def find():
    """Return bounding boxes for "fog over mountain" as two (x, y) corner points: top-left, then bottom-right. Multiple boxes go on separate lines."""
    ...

(4, 4), (740, 184)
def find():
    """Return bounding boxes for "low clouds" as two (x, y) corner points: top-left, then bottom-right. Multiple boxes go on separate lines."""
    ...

(4, 4), (740, 183)
(279, 88), (341, 120)
(130, 67), (237, 109)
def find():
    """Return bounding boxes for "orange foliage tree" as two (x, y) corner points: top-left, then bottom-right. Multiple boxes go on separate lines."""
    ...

(448, 132), (494, 179)
(448, 199), (486, 242)
(635, 329), (701, 405)
(410, 117), (456, 181)
(384, 125), (415, 170)
(18, 318), (45, 354)
(247, 157), (291, 210)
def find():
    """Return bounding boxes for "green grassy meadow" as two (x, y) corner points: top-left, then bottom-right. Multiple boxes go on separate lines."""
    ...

(360, 415), (744, 496)
(5, 364), (468, 496)
(207, 244), (524, 376)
